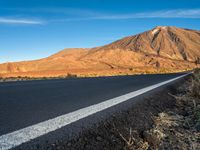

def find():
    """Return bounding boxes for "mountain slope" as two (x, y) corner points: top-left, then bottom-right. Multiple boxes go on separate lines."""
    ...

(0, 26), (199, 78)
(97, 26), (200, 62)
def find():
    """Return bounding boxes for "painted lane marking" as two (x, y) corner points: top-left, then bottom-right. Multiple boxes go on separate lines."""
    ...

(0, 73), (190, 150)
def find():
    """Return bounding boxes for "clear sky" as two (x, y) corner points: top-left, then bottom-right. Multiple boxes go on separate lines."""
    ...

(1, 0), (200, 63)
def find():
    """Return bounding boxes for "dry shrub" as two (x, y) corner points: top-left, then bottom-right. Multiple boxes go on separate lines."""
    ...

(192, 68), (200, 98)
(66, 73), (77, 78)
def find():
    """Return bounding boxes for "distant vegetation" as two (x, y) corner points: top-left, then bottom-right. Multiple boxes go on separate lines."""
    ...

(0, 68), (196, 82)
(0, 73), (78, 82)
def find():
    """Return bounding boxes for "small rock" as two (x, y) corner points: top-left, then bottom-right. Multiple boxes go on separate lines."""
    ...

(195, 122), (200, 132)
(56, 146), (62, 150)
(85, 145), (91, 149)
(96, 136), (102, 141)
(67, 142), (72, 147)
(196, 105), (200, 109)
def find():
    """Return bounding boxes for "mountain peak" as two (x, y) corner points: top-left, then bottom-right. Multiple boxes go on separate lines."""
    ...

(98, 26), (200, 62)
(151, 26), (168, 35)
(155, 26), (168, 29)
(0, 26), (199, 77)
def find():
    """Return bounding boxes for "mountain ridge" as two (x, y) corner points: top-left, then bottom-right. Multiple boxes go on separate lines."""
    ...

(0, 26), (199, 78)
(96, 26), (200, 62)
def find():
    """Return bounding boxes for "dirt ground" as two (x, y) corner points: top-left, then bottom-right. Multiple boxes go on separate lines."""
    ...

(45, 69), (200, 150)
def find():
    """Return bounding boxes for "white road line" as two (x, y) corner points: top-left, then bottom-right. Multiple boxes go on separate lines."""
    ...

(0, 73), (190, 150)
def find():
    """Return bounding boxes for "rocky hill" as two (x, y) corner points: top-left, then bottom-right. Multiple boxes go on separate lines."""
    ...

(0, 26), (199, 78)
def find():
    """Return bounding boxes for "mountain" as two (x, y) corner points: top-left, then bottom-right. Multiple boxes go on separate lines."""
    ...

(0, 26), (200, 78)
(98, 26), (200, 62)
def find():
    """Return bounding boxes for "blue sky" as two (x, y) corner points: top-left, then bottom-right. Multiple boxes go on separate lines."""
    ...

(0, 0), (200, 63)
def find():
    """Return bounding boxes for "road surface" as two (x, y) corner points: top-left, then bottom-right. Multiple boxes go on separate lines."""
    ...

(0, 73), (188, 149)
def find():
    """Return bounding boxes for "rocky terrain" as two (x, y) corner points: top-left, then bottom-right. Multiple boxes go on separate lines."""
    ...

(0, 26), (200, 78)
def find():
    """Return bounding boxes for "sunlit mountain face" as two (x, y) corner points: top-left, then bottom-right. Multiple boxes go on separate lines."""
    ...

(0, 26), (200, 78)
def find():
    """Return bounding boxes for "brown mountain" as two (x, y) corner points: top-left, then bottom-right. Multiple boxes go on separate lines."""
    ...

(99, 26), (200, 62)
(0, 26), (200, 78)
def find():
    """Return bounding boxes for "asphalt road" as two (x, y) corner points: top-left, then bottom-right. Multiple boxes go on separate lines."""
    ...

(0, 73), (186, 136)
